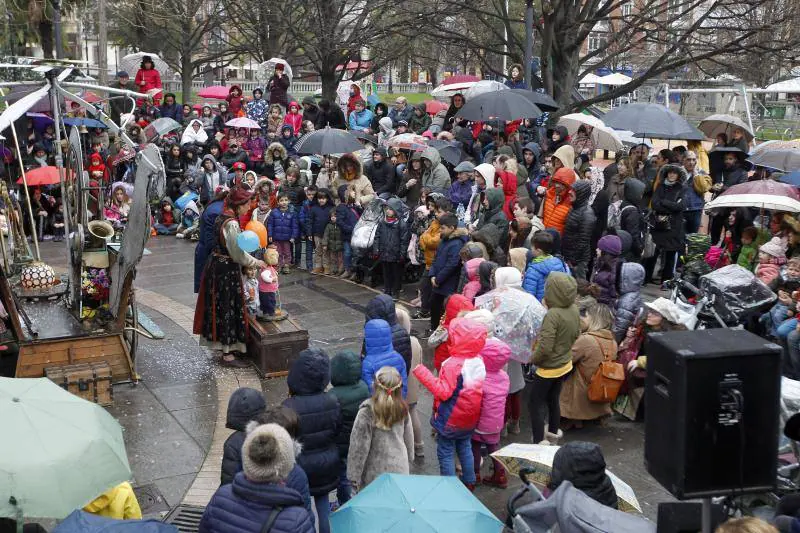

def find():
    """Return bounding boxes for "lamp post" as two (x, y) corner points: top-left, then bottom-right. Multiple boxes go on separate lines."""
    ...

(52, 0), (64, 59)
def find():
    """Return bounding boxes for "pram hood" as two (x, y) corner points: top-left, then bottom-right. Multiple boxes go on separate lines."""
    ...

(699, 264), (776, 324)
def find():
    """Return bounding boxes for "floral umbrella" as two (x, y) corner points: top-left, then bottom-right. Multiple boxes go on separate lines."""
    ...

(386, 133), (429, 152)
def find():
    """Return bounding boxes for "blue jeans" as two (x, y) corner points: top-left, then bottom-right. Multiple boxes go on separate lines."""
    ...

(343, 241), (352, 270)
(314, 494), (330, 533)
(777, 316), (798, 340)
(337, 457), (352, 505)
(437, 436), (476, 484)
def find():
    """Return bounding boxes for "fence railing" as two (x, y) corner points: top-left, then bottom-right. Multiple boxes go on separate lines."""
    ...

(161, 80), (427, 97)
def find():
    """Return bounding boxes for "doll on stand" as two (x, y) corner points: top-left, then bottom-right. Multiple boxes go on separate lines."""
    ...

(259, 247), (287, 321)
(242, 265), (260, 317)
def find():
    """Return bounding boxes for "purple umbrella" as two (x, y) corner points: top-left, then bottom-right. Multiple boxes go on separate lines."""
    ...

(721, 179), (800, 201)
(26, 112), (54, 131)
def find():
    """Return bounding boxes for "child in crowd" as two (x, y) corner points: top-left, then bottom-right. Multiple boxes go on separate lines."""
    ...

(282, 348), (341, 533)
(258, 248), (281, 321)
(462, 258), (486, 302)
(414, 317), (486, 490)
(242, 265), (260, 317)
(361, 319), (408, 398)
(279, 124), (298, 157)
(297, 185), (317, 270)
(761, 256), (800, 340)
(279, 167), (304, 208)
(591, 234), (623, 306)
(347, 366), (414, 492)
(105, 182), (132, 228)
(737, 226), (760, 271)
(267, 104), (283, 141)
(542, 166), (575, 235)
(250, 196), (271, 226)
(220, 387), (266, 485)
(522, 230), (570, 302)
(335, 184), (361, 280)
(329, 351), (370, 505)
(613, 262), (646, 342)
(226, 85), (243, 117)
(267, 193), (299, 273)
(52, 201), (65, 242)
(395, 306), (425, 457)
(756, 237), (787, 286)
(154, 197), (180, 235)
(473, 337), (511, 488)
(529, 273), (580, 445)
(284, 101), (303, 135)
(374, 198), (410, 298)
(432, 294), (475, 372)
(176, 201), (200, 240)
(321, 209), (344, 276)
(309, 188), (334, 274)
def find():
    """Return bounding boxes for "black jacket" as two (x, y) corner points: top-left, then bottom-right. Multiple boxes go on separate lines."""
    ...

(562, 181), (596, 266)
(549, 441), (618, 509)
(620, 179), (645, 259)
(220, 388), (266, 486)
(282, 349), (342, 497)
(301, 96), (321, 126)
(316, 105), (347, 130)
(373, 198), (410, 263)
(364, 294), (411, 371)
(365, 159), (396, 196)
(651, 177), (686, 252)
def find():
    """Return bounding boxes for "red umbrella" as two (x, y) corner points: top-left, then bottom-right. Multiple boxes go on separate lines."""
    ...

(424, 100), (448, 115)
(64, 91), (101, 106)
(721, 179), (800, 201)
(17, 166), (73, 186)
(197, 85), (230, 99)
(442, 74), (480, 85)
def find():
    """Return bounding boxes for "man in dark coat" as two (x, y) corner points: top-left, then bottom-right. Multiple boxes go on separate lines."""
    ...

(267, 64), (290, 109)
(220, 388), (266, 486)
(364, 293), (412, 371)
(108, 71), (138, 125)
(364, 147), (396, 196)
(316, 100), (347, 130)
(159, 92), (182, 122)
(282, 349), (340, 533)
(428, 213), (469, 332)
(220, 141), (250, 170)
(561, 180), (596, 280)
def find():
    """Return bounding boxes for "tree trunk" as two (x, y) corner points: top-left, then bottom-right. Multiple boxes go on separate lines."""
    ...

(181, 55), (194, 104)
(39, 21), (54, 59)
(320, 66), (338, 102)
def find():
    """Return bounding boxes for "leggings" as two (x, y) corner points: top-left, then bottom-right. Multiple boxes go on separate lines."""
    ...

(471, 440), (500, 478)
(528, 373), (564, 443)
(505, 391), (522, 422)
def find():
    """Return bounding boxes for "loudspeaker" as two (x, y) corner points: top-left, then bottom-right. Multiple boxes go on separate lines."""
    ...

(644, 329), (782, 499)
(656, 502), (725, 533)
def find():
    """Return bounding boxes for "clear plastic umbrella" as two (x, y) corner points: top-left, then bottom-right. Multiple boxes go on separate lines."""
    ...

(474, 287), (546, 363)
(257, 58), (293, 83)
(463, 80), (508, 100)
(119, 52), (170, 76)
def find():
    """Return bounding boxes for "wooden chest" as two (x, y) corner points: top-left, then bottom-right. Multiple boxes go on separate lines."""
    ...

(45, 361), (114, 406)
(247, 316), (309, 378)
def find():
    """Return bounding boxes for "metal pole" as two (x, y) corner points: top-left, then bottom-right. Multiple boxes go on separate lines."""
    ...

(741, 84), (755, 142)
(52, 0), (64, 59)
(664, 83), (670, 109)
(47, 73), (71, 251)
(524, 0), (533, 90)
(5, 101), (40, 261)
(502, 0), (509, 79)
(98, 0), (108, 85)
(701, 498), (712, 533)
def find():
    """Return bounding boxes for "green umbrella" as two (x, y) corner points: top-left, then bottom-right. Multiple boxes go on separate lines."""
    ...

(0, 377), (131, 521)
(330, 473), (504, 532)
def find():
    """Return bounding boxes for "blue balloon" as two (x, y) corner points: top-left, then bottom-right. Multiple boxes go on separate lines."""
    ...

(237, 230), (260, 253)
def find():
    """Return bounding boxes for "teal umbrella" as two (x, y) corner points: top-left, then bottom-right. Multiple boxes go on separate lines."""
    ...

(0, 377), (132, 521)
(330, 474), (504, 532)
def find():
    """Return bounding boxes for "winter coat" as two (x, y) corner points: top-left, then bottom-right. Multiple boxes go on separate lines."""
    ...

(197, 154), (225, 204)
(362, 319), (409, 398)
(388, 105), (414, 127)
(155, 198), (182, 227)
(308, 190), (334, 236)
(683, 169), (710, 211)
(199, 473), (314, 533)
(370, 104), (388, 133)
(462, 258), (485, 302)
(333, 154), (376, 206)
(301, 96), (321, 127)
(245, 94), (268, 130)
(321, 221), (343, 252)
(429, 227), (469, 296)
(408, 104), (432, 134)
(433, 295), (475, 371)
(159, 102), (182, 122)
(591, 255), (619, 307)
(420, 147), (452, 195)
(317, 104), (347, 130)
(365, 157), (396, 196)
(221, 388), (266, 486)
(244, 136), (266, 162)
(474, 338), (511, 440)
(278, 125), (298, 157)
(220, 149), (250, 171)
(335, 185), (360, 241)
(349, 108), (375, 132)
(651, 177), (686, 251)
(374, 198), (410, 262)
(282, 349), (341, 497)
(109, 80), (139, 123)
(471, 223), (507, 266)
(83, 482), (141, 520)
(413, 318), (487, 439)
(226, 86), (244, 116)
(613, 262), (645, 341)
(712, 165), (748, 193)
(477, 188), (510, 245)
(283, 108), (303, 136)
(134, 68), (162, 98)
(419, 218), (441, 268)
(542, 179), (574, 235)
(532, 273), (580, 372)
(560, 329), (618, 421)
(620, 179), (645, 259)
(347, 399), (414, 487)
(267, 74), (290, 107)
(448, 179), (474, 209)
(267, 207), (300, 242)
(364, 294), (412, 371)
(329, 351), (370, 461)
(195, 198), (224, 292)
(496, 170), (518, 221)
(561, 180), (596, 267)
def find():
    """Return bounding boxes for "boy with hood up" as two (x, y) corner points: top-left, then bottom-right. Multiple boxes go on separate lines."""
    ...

(409, 103), (432, 134)
(561, 180), (596, 279)
(220, 387), (266, 485)
(420, 146), (451, 195)
(279, 124), (298, 158)
(176, 200), (201, 240)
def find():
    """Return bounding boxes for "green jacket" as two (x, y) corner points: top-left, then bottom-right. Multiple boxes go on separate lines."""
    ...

(329, 351), (370, 459)
(408, 104), (432, 134)
(532, 272), (580, 369)
(321, 222), (344, 252)
(736, 242), (758, 271)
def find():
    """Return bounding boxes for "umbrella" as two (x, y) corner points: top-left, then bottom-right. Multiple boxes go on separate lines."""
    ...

(350, 130), (378, 145)
(567, 122), (624, 152)
(294, 127), (362, 155)
(387, 133), (429, 152)
(457, 91), (541, 122)
(751, 140), (800, 154)
(0, 377), (131, 519)
(430, 81), (477, 100)
(258, 58), (293, 82)
(65, 91), (101, 106)
(557, 113), (606, 134)
(196, 85), (230, 100)
(616, 130), (652, 148)
(475, 287), (546, 363)
(225, 117), (261, 130)
(119, 52), (170, 75)
(579, 73), (603, 85)
(705, 194), (800, 213)
(63, 117), (107, 129)
(434, 143), (466, 166)
(721, 179), (800, 201)
(698, 114), (754, 142)
(602, 103), (706, 140)
(424, 100), (449, 115)
(463, 80), (508, 100)
(779, 171), (800, 186)
(748, 148), (800, 172)
(17, 166), (71, 186)
(144, 117), (183, 142)
(597, 72), (633, 86)
(508, 89), (560, 112)
(53, 510), (178, 532)
(443, 74), (481, 85)
(330, 473), (503, 532)
(491, 442), (643, 514)
(26, 112), (54, 130)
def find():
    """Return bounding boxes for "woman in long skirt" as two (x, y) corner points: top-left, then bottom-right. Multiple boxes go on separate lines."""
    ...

(193, 187), (265, 367)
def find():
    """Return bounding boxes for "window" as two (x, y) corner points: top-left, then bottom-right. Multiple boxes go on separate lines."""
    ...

(668, 0), (681, 15)
(621, 2), (632, 16)
(587, 32), (607, 52)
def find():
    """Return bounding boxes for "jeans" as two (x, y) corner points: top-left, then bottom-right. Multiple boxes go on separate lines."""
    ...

(275, 240), (292, 267)
(259, 291), (276, 315)
(314, 494), (330, 533)
(343, 241), (352, 270)
(528, 373), (564, 443)
(684, 210), (702, 235)
(437, 436), (476, 484)
(337, 458), (352, 505)
(777, 316), (798, 340)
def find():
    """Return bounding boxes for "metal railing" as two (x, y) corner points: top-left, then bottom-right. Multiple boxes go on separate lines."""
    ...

(161, 80), (426, 96)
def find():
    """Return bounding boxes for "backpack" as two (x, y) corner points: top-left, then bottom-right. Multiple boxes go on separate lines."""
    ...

(606, 200), (634, 230)
(584, 336), (625, 403)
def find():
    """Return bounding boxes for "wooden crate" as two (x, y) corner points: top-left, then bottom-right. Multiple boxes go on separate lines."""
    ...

(45, 361), (114, 406)
(247, 316), (309, 378)
(16, 334), (133, 383)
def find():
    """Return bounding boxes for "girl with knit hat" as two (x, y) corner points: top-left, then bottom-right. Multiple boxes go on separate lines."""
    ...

(756, 237), (787, 286)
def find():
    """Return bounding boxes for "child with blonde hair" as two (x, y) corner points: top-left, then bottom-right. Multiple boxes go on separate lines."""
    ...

(715, 517), (778, 533)
(347, 366), (414, 491)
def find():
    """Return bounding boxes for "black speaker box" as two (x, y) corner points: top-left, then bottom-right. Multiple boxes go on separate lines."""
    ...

(644, 329), (782, 499)
(656, 502), (725, 533)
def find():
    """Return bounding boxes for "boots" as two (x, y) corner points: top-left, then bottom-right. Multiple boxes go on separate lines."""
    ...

(482, 468), (508, 489)
(507, 419), (521, 435)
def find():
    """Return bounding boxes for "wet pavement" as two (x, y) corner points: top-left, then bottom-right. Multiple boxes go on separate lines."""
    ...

(37, 236), (674, 522)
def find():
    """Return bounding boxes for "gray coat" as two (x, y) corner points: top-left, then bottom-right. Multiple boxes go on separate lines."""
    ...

(347, 399), (414, 488)
(613, 262), (645, 341)
(420, 147), (451, 195)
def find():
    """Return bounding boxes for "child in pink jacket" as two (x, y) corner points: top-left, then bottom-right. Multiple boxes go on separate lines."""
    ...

(461, 258), (485, 303)
(471, 337), (511, 487)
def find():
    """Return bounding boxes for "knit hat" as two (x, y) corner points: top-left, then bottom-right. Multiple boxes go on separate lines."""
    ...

(116, 71), (129, 78)
(552, 167), (576, 188)
(241, 423), (295, 483)
(227, 187), (252, 206)
(760, 237), (787, 259)
(232, 161), (246, 171)
(598, 234), (622, 256)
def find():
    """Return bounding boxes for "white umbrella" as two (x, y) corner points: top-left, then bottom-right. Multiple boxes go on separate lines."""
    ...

(257, 58), (294, 83)
(587, 123), (625, 152)
(579, 73), (603, 85)
(463, 80), (508, 100)
(119, 52), (169, 76)
(765, 78), (800, 93)
(225, 117), (261, 129)
(598, 73), (633, 86)
(430, 81), (476, 100)
(698, 114), (754, 142)
(557, 113), (606, 134)
(705, 193), (800, 213)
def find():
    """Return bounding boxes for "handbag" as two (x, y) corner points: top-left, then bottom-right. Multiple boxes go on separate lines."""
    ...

(583, 335), (625, 404)
(642, 226), (657, 259)
(427, 325), (448, 348)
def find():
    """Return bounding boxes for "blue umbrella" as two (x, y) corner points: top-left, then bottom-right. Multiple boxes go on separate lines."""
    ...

(779, 171), (800, 186)
(331, 474), (503, 532)
(63, 117), (107, 129)
(53, 510), (177, 532)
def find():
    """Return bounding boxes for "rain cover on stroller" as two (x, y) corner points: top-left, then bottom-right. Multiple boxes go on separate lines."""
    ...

(350, 198), (386, 251)
(512, 481), (656, 533)
(699, 264), (776, 325)
(475, 287), (546, 363)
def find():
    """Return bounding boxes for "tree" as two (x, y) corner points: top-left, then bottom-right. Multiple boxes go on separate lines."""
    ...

(2, 0), (83, 58)
(221, 1), (300, 65)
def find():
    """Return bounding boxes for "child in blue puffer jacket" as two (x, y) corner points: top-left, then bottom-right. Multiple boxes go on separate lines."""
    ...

(336, 184), (361, 280)
(267, 194), (300, 273)
(297, 185), (317, 270)
(523, 230), (570, 302)
(361, 319), (408, 398)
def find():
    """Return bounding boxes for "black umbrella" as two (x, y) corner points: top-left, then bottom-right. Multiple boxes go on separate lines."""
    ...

(456, 91), (542, 122)
(294, 127), (363, 155)
(709, 146), (753, 170)
(602, 103), (705, 140)
(350, 130), (378, 145)
(427, 140), (466, 166)
(508, 89), (560, 112)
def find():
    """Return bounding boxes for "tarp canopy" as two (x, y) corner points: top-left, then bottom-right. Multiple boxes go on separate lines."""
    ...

(765, 78), (800, 92)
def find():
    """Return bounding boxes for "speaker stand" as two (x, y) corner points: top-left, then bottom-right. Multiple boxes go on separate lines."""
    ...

(702, 498), (713, 533)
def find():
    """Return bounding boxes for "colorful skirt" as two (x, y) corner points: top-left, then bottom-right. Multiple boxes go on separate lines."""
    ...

(193, 253), (249, 354)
